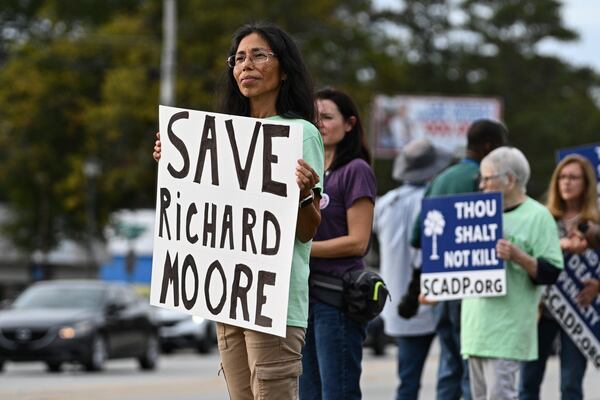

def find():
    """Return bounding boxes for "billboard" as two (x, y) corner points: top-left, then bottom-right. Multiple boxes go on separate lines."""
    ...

(371, 95), (503, 158)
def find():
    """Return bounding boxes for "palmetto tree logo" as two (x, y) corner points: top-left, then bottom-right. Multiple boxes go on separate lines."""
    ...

(424, 210), (445, 260)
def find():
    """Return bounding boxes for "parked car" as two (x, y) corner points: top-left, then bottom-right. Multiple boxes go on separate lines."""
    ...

(155, 308), (216, 354)
(0, 280), (159, 372)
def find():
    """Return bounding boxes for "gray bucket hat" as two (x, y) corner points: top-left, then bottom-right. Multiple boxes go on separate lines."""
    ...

(392, 138), (454, 183)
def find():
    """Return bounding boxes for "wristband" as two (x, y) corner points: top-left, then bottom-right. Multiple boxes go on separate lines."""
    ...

(299, 191), (314, 208)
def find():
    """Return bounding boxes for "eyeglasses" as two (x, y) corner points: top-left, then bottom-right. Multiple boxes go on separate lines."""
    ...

(558, 174), (583, 182)
(227, 49), (276, 69)
(478, 173), (506, 184)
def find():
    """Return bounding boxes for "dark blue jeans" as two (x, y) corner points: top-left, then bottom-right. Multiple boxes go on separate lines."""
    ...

(435, 300), (471, 400)
(299, 302), (366, 400)
(519, 316), (587, 400)
(396, 333), (435, 400)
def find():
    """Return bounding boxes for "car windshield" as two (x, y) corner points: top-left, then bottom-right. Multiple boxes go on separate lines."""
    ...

(12, 286), (106, 310)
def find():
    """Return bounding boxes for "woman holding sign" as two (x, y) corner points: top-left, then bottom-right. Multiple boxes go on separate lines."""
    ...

(460, 146), (564, 400)
(520, 154), (600, 400)
(299, 88), (377, 400)
(154, 23), (324, 400)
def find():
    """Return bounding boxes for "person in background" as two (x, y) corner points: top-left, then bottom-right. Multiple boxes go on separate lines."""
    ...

(299, 88), (377, 400)
(520, 154), (600, 400)
(581, 219), (600, 248)
(461, 146), (564, 400)
(373, 138), (453, 400)
(410, 119), (508, 400)
(153, 22), (324, 400)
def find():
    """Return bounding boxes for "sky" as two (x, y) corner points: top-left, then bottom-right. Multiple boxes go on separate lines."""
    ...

(538, 0), (600, 72)
(375, 0), (600, 73)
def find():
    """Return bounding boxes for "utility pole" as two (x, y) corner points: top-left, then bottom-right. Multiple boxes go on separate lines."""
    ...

(160, 0), (177, 106)
(83, 158), (101, 278)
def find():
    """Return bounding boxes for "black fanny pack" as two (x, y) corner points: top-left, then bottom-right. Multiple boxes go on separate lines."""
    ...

(309, 269), (390, 324)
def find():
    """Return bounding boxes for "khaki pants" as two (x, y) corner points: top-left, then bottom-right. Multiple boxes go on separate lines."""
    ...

(217, 323), (305, 400)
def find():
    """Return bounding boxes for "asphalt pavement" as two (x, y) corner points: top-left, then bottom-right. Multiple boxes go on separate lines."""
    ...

(2, 340), (600, 399)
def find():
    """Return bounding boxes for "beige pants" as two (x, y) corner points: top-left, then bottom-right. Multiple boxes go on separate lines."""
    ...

(217, 323), (305, 400)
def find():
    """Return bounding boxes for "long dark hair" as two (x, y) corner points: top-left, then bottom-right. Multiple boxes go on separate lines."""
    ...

(219, 23), (315, 122)
(316, 87), (371, 171)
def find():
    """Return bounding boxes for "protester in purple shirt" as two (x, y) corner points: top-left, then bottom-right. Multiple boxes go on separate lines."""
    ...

(299, 88), (377, 400)
(309, 157), (376, 277)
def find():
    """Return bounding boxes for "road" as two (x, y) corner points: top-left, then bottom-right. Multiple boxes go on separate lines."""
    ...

(2, 342), (599, 399)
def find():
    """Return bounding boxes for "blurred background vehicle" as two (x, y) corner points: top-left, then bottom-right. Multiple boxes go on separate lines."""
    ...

(0, 280), (159, 373)
(155, 308), (216, 354)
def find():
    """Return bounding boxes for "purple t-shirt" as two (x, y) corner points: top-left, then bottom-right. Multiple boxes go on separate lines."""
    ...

(310, 158), (377, 277)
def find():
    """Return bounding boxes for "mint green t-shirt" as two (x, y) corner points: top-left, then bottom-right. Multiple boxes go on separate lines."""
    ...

(268, 116), (324, 328)
(461, 197), (564, 361)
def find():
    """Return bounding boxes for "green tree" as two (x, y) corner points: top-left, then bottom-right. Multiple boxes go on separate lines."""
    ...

(372, 0), (600, 196)
(0, 1), (152, 256)
(0, 0), (396, 258)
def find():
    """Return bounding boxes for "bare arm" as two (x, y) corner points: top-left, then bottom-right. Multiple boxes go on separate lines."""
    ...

(560, 229), (588, 254)
(577, 279), (600, 307)
(296, 195), (321, 243)
(496, 238), (538, 278)
(295, 159), (321, 243)
(310, 197), (374, 258)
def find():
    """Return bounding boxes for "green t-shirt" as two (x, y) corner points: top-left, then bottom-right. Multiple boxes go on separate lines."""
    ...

(461, 197), (564, 361)
(268, 116), (324, 328)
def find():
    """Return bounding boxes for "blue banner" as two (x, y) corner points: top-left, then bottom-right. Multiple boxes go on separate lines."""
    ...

(556, 142), (600, 168)
(543, 250), (600, 368)
(420, 192), (505, 300)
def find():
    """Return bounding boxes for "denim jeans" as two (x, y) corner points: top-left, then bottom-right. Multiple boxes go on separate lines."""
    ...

(299, 302), (367, 400)
(435, 300), (471, 400)
(519, 316), (587, 400)
(396, 333), (435, 400)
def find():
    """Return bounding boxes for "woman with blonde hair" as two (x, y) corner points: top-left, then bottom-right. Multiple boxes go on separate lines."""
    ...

(520, 154), (600, 400)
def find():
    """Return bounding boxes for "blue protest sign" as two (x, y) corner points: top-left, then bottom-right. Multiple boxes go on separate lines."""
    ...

(556, 143), (600, 191)
(420, 192), (505, 300)
(543, 250), (600, 368)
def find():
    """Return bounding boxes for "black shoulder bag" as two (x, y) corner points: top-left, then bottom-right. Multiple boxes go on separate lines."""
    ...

(309, 269), (390, 324)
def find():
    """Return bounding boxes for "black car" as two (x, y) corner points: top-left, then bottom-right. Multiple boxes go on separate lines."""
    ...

(155, 308), (217, 354)
(0, 280), (159, 372)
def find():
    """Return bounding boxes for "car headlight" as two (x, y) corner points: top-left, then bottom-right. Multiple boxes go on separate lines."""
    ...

(59, 321), (94, 339)
(192, 316), (205, 325)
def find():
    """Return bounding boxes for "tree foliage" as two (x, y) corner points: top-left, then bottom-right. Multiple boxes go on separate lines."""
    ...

(0, 0), (599, 255)
(371, 0), (600, 195)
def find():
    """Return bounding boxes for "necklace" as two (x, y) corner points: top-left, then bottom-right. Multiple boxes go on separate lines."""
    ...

(562, 212), (581, 230)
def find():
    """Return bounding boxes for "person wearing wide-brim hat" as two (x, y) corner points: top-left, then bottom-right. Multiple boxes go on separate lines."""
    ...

(373, 137), (453, 399)
(392, 138), (455, 184)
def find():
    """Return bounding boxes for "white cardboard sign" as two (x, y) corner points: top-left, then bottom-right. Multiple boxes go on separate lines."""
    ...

(150, 105), (303, 337)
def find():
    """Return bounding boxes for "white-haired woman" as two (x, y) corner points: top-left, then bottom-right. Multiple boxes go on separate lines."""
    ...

(460, 147), (564, 400)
